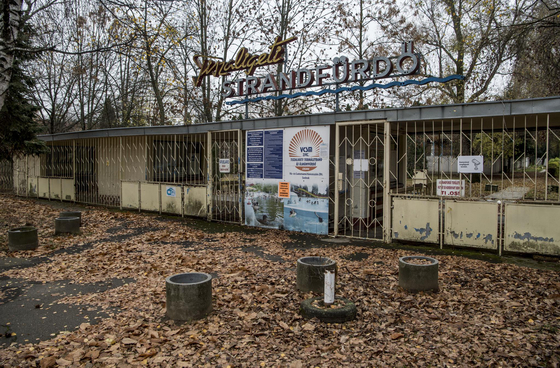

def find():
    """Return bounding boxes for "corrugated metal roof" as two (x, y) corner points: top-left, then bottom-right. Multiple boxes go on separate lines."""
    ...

(39, 96), (560, 141)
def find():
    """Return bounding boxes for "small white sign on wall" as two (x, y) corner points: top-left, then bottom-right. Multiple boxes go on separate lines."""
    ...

(219, 158), (230, 173)
(437, 179), (465, 197)
(166, 186), (177, 197)
(458, 155), (484, 173)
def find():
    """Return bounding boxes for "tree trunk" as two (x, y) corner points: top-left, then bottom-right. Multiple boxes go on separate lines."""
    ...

(0, 0), (23, 113)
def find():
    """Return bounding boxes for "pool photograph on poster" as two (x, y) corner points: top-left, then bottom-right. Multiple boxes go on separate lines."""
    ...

(245, 126), (329, 235)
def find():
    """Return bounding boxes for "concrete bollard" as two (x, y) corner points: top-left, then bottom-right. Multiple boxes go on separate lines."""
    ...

(166, 273), (212, 321)
(55, 217), (81, 235)
(296, 256), (337, 293)
(8, 226), (39, 251)
(60, 211), (82, 226)
(399, 256), (439, 293)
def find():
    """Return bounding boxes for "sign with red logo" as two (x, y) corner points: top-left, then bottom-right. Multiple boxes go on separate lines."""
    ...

(288, 129), (326, 172)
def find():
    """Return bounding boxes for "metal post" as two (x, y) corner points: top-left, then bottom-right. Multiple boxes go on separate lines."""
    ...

(119, 137), (123, 210)
(73, 140), (76, 203)
(25, 154), (28, 197)
(238, 129), (243, 224)
(383, 121), (392, 243)
(545, 114), (550, 201)
(207, 131), (212, 221)
(334, 124), (340, 236)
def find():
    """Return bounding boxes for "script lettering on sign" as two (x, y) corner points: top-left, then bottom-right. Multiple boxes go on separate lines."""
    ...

(192, 36), (297, 87)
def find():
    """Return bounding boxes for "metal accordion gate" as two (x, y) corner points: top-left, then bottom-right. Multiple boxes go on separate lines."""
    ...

(332, 121), (393, 241)
(209, 130), (243, 223)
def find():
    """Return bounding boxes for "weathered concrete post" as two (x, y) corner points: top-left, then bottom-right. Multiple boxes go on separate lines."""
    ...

(296, 256), (337, 293)
(55, 217), (80, 235)
(8, 226), (39, 251)
(399, 256), (439, 293)
(60, 211), (82, 226)
(166, 273), (212, 321)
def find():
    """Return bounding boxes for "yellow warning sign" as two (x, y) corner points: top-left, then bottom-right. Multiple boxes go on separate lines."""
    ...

(278, 182), (290, 198)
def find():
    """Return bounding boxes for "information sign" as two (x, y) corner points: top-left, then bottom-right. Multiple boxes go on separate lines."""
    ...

(278, 182), (290, 198)
(436, 179), (465, 197)
(219, 158), (230, 173)
(458, 156), (484, 173)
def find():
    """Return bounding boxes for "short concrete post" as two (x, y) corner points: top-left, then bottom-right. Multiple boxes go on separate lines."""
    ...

(296, 256), (337, 293)
(399, 256), (439, 293)
(60, 211), (82, 226)
(55, 217), (81, 235)
(8, 227), (39, 251)
(166, 273), (212, 321)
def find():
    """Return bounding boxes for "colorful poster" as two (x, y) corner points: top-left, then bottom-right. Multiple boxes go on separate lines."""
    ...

(245, 126), (330, 234)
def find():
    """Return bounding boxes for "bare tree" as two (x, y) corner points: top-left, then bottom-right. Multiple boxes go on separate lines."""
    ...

(378, 0), (531, 104)
(507, 0), (560, 98)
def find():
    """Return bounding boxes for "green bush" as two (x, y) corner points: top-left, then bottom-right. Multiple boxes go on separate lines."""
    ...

(549, 158), (560, 177)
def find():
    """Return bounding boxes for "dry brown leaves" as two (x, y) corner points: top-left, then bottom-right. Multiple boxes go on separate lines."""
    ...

(1, 193), (560, 367)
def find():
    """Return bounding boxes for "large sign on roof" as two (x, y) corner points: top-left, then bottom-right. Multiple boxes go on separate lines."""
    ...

(193, 37), (462, 106)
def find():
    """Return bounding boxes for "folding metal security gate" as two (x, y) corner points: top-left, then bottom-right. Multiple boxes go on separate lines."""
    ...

(333, 121), (393, 241)
(0, 160), (13, 191)
(209, 130), (243, 223)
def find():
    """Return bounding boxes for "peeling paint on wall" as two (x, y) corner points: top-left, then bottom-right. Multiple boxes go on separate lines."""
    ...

(450, 231), (462, 239)
(392, 198), (439, 244)
(414, 223), (432, 241)
(448, 230), (493, 245)
(511, 232), (554, 242)
(483, 234), (494, 245)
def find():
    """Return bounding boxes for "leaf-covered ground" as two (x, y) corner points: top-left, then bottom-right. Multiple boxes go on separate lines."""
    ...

(1, 193), (559, 367)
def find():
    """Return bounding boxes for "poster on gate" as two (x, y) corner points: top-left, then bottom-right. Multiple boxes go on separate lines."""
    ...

(245, 126), (329, 234)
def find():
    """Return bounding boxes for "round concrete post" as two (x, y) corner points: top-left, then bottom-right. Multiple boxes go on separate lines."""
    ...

(399, 256), (439, 293)
(296, 256), (337, 293)
(60, 211), (82, 226)
(55, 217), (81, 235)
(166, 273), (212, 321)
(8, 226), (39, 251)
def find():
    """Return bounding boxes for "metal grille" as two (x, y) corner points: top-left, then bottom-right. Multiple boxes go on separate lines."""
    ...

(122, 136), (147, 183)
(45, 142), (73, 178)
(75, 138), (97, 204)
(75, 138), (120, 207)
(334, 122), (386, 240)
(393, 115), (560, 202)
(0, 160), (13, 190)
(210, 130), (242, 223)
(145, 134), (207, 185)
